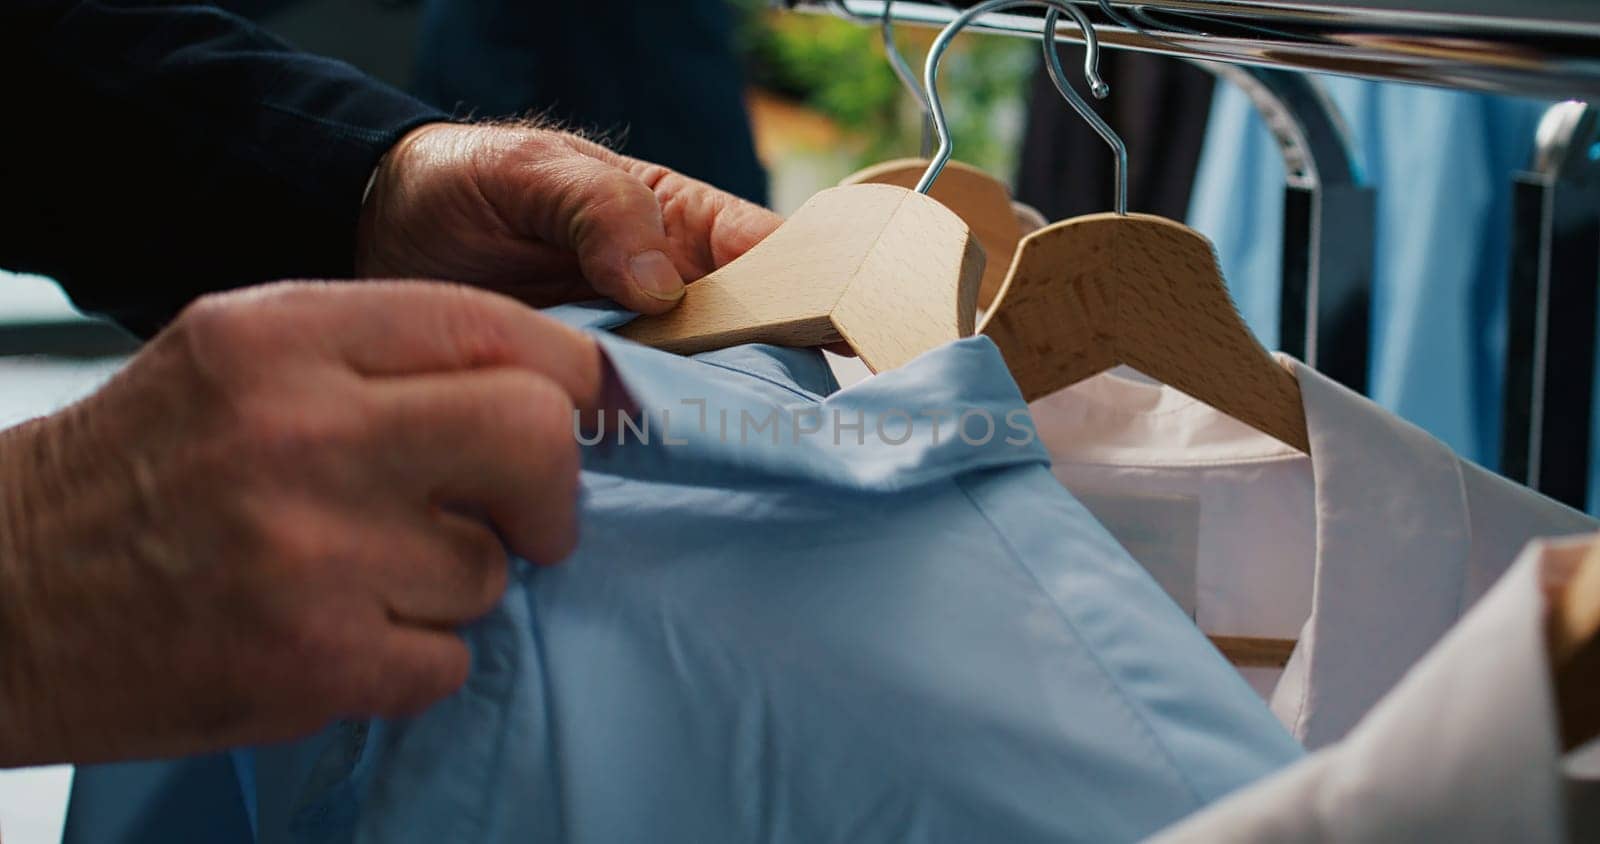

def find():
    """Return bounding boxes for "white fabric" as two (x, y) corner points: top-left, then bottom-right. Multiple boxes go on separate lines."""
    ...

(1153, 536), (1598, 843)
(1030, 357), (1596, 747)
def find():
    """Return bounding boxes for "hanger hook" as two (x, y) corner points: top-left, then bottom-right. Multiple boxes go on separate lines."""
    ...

(831, 0), (936, 157)
(916, 0), (1107, 197)
(882, 1), (932, 119)
(1042, 7), (1129, 215)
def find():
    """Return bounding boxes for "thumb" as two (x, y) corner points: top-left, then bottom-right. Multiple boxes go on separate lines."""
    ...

(530, 152), (686, 314)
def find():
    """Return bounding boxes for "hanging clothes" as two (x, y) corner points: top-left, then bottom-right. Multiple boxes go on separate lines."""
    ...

(1152, 536), (1600, 843)
(1015, 51), (1214, 222)
(223, 303), (1298, 844)
(1029, 358), (1596, 749)
(1187, 78), (1549, 471)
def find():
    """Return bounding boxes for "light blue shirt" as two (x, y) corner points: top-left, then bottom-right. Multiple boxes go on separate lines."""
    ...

(1189, 78), (1550, 474)
(73, 304), (1301, 843)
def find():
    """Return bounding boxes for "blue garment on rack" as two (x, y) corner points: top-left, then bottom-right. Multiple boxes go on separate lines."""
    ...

(251, 304), (1297, 843)
(1188, 78), (1549, 472)
(67, 304), (1301, 843)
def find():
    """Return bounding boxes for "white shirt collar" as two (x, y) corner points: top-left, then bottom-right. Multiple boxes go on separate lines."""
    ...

(1031, 357), (1472, 747)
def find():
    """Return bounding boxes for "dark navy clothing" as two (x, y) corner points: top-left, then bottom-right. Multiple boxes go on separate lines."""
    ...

(0, 0), (445, 336)
(412, 0), (768, 205)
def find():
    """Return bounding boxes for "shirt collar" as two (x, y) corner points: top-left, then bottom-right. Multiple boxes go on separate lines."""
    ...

(1287, 358), (1471, 747)
(1026, 356), (1472, 747)
(546, 302), (1050, 494)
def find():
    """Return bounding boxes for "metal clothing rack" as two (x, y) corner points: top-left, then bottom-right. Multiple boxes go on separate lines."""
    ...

(780, 1), (1600, 99)
(1501, 102), (1600, 511)
(1205, 64), (1374, 392)
(791, 0), (1600, 508)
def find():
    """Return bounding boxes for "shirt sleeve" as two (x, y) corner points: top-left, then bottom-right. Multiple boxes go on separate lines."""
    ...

(0, 0), (449, 336)
(1152, 538), (1578, 843)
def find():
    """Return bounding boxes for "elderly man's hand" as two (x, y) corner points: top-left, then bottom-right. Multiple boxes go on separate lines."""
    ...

(0, 282), (613, 767)
(356, 123), (784, 313)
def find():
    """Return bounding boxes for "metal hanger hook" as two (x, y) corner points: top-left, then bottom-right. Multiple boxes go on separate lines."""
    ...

(915, 0), (1108, 197)
(830, 0), (936, 157)
(1042, 7), (1129, 215)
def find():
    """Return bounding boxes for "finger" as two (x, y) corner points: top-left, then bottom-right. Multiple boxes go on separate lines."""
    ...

(482, 140), (688, 313)
(349, 625), (474, 719)
(254, 281), (608, 414)
(370, 368), (584, 566)
(612, 154), (784, 277)
(375, 511), (511, 626)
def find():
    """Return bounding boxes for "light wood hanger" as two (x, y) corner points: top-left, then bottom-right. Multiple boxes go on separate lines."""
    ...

(832, 1), (1027, 309)
(617, 183), (984, 373)
(1552, 541), (1600, 751)
(842, 159), (1023, 308)
(622, 0), (1011, 372)
(981, 213), (1310, 452)
(915, 1), (1307, 669)
(969, 5), (1310, 454)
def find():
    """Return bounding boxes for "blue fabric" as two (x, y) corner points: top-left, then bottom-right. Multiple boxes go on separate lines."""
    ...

(246, 303), (1300, 843)
(64, 303), (1300, 841)
(1188, 78), (1549, 471)
(63, 752), (253, 844)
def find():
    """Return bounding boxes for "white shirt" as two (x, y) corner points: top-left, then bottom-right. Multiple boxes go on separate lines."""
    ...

(1152, 536), (1600, 843)
(1030, 357), (1596, 747)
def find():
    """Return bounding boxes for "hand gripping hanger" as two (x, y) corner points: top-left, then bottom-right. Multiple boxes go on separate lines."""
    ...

(618, 79), (986, 371)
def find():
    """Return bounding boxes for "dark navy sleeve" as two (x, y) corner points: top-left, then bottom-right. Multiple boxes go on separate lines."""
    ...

(0, 0), (448, 336)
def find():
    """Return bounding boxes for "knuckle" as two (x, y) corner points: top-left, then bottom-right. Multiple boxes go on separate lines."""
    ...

(238, 401), (367, 466)
(444, 524), (509, 614)
(432, 285), (518, 368)
(489, 371), (577, 445)
(574, 174), (654, 225)
(520, 378), (579, 443)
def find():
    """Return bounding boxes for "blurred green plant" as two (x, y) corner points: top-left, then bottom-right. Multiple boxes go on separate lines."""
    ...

(731, 3), (1033, 174)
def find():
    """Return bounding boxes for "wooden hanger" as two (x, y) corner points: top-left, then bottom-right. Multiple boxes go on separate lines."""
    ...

(1551, 541), (1600, 751)
(981, 213), (1310, 452)
(931, 2), (1308, 670)
(976, 5), (1309, 453)
(830, 2), (1025, 310)
(617, 183), (984, 373)
(843, 159), (1025, 309)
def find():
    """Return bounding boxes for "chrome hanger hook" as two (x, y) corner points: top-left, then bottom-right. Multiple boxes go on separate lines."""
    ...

(916, 0), (1106, 196)
(882, 1), (932, 119)
(830, 0), (936, 157)
(1043, 7), (1129, 214)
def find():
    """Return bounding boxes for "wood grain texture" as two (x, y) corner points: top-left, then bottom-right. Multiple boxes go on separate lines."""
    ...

(842, 159), (1022, 309)
(618, 184), (984, 373)
(1553, 542), (1600, 751)
(1208, 635), (1298, 669)
(980, 212), (1311, 453)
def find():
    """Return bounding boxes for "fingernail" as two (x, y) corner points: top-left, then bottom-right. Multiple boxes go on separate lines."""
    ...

(629, 251), (685, 302)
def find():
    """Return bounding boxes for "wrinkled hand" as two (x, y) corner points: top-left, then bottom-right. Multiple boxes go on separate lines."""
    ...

(0, 282), (610, 767)
(357, 122), (784, 313)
